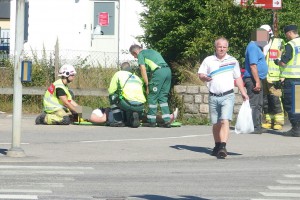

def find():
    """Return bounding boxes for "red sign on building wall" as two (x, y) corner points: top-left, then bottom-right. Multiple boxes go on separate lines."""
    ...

(98, 12), (109, 26)
(240, 0), (282, 9)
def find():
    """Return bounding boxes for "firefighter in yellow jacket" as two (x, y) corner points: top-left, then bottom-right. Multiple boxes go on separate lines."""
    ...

(260, 25), (285, 130)
(35, 64), (79, 125)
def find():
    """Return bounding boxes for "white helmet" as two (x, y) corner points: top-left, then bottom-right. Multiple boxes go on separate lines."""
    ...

(58, 64), (76, 77)
(260, 24), (274, 37)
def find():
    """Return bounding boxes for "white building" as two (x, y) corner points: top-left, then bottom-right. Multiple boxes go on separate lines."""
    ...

(8, 0), (145, 66)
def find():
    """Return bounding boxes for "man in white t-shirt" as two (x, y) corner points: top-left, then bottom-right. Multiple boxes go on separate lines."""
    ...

(198, 37), (248, 159)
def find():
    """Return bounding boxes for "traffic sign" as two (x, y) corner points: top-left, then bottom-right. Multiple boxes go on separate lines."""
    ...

(238, 0), (282, 9)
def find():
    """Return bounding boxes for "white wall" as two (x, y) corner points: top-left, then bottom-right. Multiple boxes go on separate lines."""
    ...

(119, 0), (144, 52)
(10, 0), (144, 57)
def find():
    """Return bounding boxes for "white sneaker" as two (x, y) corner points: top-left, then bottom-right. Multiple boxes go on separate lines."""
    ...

(170, 108), (179, 123)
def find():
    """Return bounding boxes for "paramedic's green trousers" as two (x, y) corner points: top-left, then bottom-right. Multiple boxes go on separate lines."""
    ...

(147, 67), (172, 123)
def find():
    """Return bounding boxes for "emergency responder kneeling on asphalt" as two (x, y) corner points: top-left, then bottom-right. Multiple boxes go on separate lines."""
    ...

(108, 62), (146, 128)
(35, 64), (80, 125)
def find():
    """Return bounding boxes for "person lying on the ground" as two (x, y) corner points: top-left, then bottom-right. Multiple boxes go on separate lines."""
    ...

(82, 107), (179, 127)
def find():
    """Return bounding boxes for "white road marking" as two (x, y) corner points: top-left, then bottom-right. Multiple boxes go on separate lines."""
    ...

(0, 170), (84, 175)
(260, 192), (300, 197)
(0, 195), (38, 199)
(268, 186), (300, 190)
(3, 182), (64, 188)
(0, 165), (93, 170)
(284, 174), (300, 178)
(252, 199), (292, 200)
(0, 143), (29, 145)
(0, 189), (51, 193)
(80, 134), (210, 143)
(277, 180), (300, 184)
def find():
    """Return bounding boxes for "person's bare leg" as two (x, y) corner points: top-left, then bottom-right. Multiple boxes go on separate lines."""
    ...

(219, 119), (230, 143)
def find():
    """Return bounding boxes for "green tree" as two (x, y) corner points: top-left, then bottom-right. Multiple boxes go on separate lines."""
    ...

(138, 0), (300, 84)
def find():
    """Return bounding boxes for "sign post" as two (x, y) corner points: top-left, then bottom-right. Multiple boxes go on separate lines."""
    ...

(237, 0), (282, 36)
(239, 0), (282, 9)
(7, 0), (26, 158)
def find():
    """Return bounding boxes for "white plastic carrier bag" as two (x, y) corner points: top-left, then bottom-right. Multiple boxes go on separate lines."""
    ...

(235, 100), (254, 134)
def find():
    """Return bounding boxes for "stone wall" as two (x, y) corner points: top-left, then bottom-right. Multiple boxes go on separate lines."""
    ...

(174, 85), (244, 120)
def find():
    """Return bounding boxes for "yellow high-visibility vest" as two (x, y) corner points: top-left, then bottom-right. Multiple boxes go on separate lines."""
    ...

(280, 37), (300, 78)
(43, 79), (72, 113)
(266, 38), (285, 82)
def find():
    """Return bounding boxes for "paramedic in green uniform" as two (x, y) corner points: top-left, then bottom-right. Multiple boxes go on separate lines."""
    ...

(129, 44), (172, 128)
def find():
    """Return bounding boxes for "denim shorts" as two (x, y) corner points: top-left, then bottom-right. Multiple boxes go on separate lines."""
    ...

(209, 93), (235, 124)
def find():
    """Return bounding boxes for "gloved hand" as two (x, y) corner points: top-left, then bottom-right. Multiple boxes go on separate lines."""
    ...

(274, 59), (280, 65)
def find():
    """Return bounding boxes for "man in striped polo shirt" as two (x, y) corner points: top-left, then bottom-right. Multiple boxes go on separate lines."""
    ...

(198, 37), (248, 159)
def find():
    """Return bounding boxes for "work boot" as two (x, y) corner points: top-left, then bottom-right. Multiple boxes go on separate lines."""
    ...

(217, 147), (227, 159)
(131, 112), (140, 128)
(283, 122), (300, 137)
(262, 123), (272, 129)
(35, 113), (46, 125)
(273, 124), (283, 130)
(211, 146), (219, 156)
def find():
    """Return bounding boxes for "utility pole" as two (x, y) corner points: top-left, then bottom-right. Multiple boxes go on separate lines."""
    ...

(273, 10), (279, 37)
(7, 0), (26, 157)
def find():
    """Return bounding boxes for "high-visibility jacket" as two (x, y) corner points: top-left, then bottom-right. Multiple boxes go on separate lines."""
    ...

(43, 79), (72, 113)
(266, 38), (285, 82)
(108, 71), (146, 103)
(280, 37), (300, 78)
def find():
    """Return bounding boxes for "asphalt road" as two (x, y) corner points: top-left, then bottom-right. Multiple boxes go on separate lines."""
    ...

(1, 113), (300, 200)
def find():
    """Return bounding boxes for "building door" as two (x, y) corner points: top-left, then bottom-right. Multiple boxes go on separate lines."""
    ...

(90, 1), (119, 55)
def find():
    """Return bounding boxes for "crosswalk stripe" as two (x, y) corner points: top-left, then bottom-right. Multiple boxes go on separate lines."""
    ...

(0, 189), (52, 193)
(3, 182), (64, 188)
(0, 166), (93, 170)
(277, 180), (300, 184)
(252, 199), (292, 200)
(260, 192), (300, 197)
(0, 177), (75, 181)
(268, 186), (300, 190)
(284, 174), (300, 178)
(0, 194), (38, 199)
(0, 170), (84, 175)
(0, 143), (29, 145)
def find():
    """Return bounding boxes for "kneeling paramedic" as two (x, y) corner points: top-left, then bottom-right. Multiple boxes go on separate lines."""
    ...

(108, 62), (146, 128)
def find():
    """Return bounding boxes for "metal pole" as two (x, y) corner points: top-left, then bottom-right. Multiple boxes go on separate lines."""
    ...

(7, 0), (26, 157)
(117, 0), (120, 67)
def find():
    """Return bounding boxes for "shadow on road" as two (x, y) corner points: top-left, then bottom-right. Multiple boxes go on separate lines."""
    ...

(170, 145), (242, 156)
(132, 194), (210, 200)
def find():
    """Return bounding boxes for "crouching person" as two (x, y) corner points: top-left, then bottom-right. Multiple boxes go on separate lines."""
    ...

(108, 62), (146, 128)
(35, 64), (80, 125)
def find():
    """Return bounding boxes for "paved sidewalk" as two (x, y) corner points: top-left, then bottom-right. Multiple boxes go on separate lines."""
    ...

(1, 113), (299, 163)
